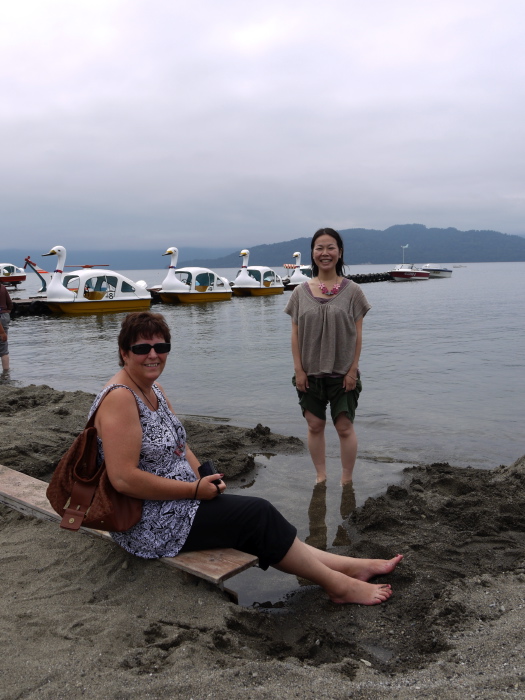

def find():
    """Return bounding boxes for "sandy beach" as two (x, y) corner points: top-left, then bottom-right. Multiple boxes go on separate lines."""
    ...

(1, 384), (524, 699)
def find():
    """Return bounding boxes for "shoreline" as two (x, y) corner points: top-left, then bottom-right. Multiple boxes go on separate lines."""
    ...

(1, 384), (524, 698)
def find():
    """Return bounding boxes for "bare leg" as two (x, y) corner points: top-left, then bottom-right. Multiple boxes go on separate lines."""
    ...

(274, 537), (399, 605)
(1, 354), (8, 371)
(302, 542), (403, 581)
(305, 410), (327, 483)
(335, 414), (357, 484)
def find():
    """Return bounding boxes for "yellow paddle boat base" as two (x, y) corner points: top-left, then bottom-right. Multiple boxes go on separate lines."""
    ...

(159, 291), (232, 304)
(232, 286), (284, 297)
(46, 299), (151, 315)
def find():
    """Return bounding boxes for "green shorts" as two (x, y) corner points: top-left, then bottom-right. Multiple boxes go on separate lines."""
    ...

(292, 374), (362, 424)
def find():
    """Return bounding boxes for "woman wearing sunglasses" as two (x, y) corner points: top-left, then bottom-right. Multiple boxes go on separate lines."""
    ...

(91, 311), (402, 605)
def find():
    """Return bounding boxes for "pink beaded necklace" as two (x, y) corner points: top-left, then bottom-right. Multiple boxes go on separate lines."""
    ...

(318, 280), (341, 296)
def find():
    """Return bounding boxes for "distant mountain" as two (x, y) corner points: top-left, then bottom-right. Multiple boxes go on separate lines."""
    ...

(182, 224), (525, 267)
(4, 226), (525, 270)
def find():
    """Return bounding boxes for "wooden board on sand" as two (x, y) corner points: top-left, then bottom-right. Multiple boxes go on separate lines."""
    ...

(0, 464), (258, 588)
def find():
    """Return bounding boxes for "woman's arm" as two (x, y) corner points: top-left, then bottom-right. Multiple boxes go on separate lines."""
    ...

(343, 317), (363, 392)
(0, 321), (6, 342)
(291, 322), (309, 391)
(95, 389), (221, 500)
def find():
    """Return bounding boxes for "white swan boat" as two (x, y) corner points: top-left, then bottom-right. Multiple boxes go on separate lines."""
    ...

(153, 247), (232, 304)
(0, 263), (26, 287)
(231, 249), (284, 297)
(42, 246), (151, 314)
(283, 252), (312, 289)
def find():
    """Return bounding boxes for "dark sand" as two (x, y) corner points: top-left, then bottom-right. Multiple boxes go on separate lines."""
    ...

(1, 384), (524, 699)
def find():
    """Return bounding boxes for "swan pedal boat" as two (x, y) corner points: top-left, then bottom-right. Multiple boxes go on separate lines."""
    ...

(0, 263), (26, 287)
(231, 249), (284, 297)
(154, 248), (232, 303)
(282, 252), (312, 289)
(42, 246), (151, 314)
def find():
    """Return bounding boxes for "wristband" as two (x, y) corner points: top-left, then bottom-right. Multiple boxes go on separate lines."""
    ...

(193, 478), (202, 499)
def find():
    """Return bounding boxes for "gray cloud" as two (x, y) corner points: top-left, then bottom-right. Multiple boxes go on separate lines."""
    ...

(1, 0), (524, 251)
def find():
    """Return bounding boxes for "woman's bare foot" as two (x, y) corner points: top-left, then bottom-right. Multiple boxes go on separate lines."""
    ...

(329, 577), (393, 605)
(315, 476), (326, 484)
(341, 554), (404, 582)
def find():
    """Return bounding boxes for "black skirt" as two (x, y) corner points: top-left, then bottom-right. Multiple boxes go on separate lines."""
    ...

(179, 494), (297, 570)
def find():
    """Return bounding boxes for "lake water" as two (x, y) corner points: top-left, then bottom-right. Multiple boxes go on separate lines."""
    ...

(5, 262), (525, 604)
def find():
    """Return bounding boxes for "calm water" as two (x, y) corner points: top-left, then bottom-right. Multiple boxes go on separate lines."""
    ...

(6, 262), (525, 604)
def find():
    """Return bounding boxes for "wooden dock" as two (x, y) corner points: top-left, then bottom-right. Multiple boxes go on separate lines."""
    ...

(8, 298), (51, 317)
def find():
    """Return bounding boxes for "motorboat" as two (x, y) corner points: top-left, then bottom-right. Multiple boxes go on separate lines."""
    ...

(0, 263), (26, 287)
(389, 264), (430, 281)
(282, 252), (312, 289)
(422, 264), (453, 279)
(154, 247), (232, 304)
(231, 249), (284, 296)
(42, 246), (151, 314)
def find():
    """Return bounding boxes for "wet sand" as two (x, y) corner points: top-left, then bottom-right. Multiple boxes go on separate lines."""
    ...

(1, 384), (524, 699)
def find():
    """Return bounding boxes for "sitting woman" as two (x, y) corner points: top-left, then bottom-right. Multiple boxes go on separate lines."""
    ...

(92, 311), (402, 605)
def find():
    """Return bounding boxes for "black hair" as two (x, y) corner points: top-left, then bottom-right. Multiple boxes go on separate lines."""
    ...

(310, 228), (345, 277)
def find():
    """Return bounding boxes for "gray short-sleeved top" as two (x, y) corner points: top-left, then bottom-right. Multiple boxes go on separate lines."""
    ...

(284, 280), (371, 376)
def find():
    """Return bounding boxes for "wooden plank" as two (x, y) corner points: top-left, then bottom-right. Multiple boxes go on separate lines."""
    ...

(0, 464), (258, 585)
(163, 548), (258, 584)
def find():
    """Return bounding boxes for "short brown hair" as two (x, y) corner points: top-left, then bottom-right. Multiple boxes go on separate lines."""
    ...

(118, 312), (171, 366)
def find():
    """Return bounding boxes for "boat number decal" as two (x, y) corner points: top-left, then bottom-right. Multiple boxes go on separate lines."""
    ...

(107, 292), (114, 299)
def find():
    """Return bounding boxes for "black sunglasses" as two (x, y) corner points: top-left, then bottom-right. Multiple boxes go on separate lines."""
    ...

(130, 342), (171, 355)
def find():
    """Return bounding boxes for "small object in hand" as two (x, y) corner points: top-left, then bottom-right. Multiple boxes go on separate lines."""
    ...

(198, 460), (222, 485)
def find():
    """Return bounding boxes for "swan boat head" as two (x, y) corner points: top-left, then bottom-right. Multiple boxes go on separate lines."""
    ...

(288, 251), (312, 284)
(42, 246), (76, 300)
(160, 247), (192, 292)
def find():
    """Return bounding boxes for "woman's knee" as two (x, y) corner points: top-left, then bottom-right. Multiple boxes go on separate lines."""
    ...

(305, 410), (326, 434)
(334, 414), (355, 438)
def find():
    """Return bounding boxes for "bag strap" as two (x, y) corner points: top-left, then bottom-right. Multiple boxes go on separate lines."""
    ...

(85, 382), (140, 425)
(60, 479), (99, 530)
(59, 384), (141, 531)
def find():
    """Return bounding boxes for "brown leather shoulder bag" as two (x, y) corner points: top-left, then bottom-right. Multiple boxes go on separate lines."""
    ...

(46, 393), (143, 532)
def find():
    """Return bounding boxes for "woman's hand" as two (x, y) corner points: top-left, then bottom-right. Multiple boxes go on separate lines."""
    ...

(343, 370), (358, 392)
(295, 369), (309, 393)
(194, 474), (226, 500)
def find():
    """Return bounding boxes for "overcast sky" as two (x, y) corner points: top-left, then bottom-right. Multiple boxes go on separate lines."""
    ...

(2, 0), (524, 252)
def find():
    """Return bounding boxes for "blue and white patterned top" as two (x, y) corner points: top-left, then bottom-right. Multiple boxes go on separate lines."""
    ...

(88, 383), (200, 558)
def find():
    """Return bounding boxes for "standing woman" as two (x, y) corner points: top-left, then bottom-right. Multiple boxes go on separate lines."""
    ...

(284, 228), (371, 484)
(0, 283), (13, 373)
